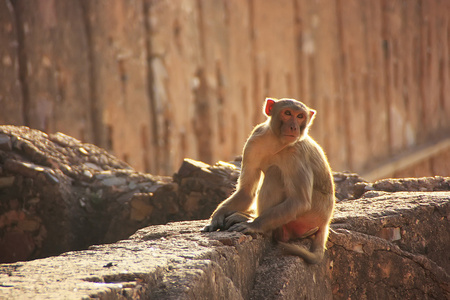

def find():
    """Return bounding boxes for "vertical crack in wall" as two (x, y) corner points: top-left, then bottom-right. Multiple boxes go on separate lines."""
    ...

(10, 0), (29, 126)
(249, 0), (260, 126)
(193, 68), (213, 164)
(381, 0), (393, 156)
(143, 0), (159, 173)
(360, 4), (374, 164)
(417, 0), (427, 142)
(79, 1), (104, 150)
(335, 0), (352, 170)
(293, 0), (303, 97)
(216, 61), (225, 145)
(193, 0), (212, 164)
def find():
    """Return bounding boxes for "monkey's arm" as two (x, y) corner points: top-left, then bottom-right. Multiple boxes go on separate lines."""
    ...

(202, 169), (261, 232)
(202, 141), (263, 232)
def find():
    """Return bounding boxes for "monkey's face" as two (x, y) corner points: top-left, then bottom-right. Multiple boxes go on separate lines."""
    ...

(265, 98), (316, 145)
(277, 107), (308, 144)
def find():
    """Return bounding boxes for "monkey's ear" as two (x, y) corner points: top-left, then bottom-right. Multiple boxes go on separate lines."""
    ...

(309, 109), (316, 123)
(264, 98), (276, 116)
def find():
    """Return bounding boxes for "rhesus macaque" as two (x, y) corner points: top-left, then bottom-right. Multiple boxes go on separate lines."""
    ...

(202, 98), (335, 264)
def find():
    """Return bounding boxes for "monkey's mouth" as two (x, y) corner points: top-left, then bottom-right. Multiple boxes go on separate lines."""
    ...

(283, 135), (298, 142)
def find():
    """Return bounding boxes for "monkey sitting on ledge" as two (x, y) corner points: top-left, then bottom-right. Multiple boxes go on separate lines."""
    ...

(202, 97), (335, 264)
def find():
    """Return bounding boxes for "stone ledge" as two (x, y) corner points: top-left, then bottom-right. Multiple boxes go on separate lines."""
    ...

(0, 220), (268, 299)
(1, 192), (449, 299)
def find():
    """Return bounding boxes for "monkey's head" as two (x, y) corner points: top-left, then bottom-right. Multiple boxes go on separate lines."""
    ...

(264, 98), (316, 145)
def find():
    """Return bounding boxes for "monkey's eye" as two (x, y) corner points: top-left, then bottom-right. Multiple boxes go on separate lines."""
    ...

(297, 113), (304, 119)
(284, 110), (292, 116)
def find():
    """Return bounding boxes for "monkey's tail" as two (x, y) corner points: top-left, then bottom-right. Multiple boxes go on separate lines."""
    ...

(278, 242), (324, 264)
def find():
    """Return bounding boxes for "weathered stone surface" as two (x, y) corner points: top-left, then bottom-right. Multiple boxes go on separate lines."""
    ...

(0, 126), (240, 262)
(330, 229), (449, 299)
(331, 192), (450, 299)
(0, 133), (12, 151)
(372, 176), (450, 192)
(250, 250), (332, 300)
(103, 158), (239, 243)
(0, 192), (448, 299)
(0, 221), (269, 300)
(333, 171), (368, 201)
(334, 191), (450, 272)
(0, 126), (160, 262)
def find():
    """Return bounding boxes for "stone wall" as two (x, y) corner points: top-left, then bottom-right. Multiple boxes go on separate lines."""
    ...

(1, 0), (449, 176)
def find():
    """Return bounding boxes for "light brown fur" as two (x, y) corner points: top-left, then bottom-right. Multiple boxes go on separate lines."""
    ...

(203, 98), (335, 264)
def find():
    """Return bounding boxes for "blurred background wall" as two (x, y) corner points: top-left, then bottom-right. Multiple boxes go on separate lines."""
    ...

(1, 0), (449, 179)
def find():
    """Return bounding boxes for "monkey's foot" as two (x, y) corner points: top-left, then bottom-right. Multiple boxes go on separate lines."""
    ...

(227, 222), (260, 234)
(298, 226), (319, 238)
(224, 212), (253, 230)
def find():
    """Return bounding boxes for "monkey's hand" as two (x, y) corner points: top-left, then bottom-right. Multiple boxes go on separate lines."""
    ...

(201, 217), (224, 232)
(224, 212), (253, 230)
(227, 221), (262, 235)
(201, 210), (228, 232)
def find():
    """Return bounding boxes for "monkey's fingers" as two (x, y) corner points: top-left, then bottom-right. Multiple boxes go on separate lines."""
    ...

(202, 215), (226, 232)
(201, 223), (220, 232)
(224, 218), (240, 230)
(201, 224), (212, 232)
(228, 222), (252, 233)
